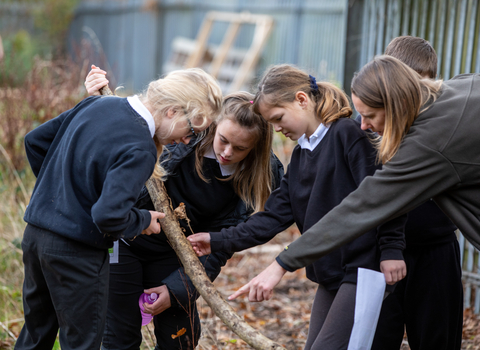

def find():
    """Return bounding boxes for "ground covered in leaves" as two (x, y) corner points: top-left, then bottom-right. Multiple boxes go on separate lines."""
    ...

(4, 229), (479, 349)
(196, 228), (315, 350)
(186, 229), (480, 350)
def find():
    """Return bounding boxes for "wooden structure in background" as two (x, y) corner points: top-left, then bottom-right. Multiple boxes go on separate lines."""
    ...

(163, 11), (274, 93)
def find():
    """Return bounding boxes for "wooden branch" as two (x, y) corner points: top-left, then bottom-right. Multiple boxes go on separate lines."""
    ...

(99, 85), (113, 96)
(100, 86), (286, 350)
(146, 179), (286, 350)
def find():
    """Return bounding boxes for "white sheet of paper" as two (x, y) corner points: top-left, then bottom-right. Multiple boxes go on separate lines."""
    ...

(347, 268), (386, 350)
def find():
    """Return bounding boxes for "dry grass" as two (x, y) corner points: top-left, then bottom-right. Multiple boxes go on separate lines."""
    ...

(0, 54), (88, 169)
(0, 54), (87, 347)
(0, 157), (30, 348)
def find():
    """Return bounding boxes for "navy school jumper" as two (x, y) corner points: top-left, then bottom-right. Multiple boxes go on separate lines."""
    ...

(210, 117), (406, 290)
(17, 95), (157, 350)
(24, 95), (157, 248)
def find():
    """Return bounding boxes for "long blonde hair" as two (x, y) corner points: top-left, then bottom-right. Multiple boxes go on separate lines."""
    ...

(351, 55), (442, 163)
(253, 64), (352, 125)
(141, 68), (223, 177)
(195, 92), (273, 214)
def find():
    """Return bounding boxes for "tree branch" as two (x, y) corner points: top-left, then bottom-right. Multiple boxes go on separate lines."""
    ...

(100, 85), (286, 349)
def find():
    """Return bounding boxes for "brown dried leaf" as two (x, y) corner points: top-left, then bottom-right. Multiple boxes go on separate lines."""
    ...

(171, 327), (187, 339)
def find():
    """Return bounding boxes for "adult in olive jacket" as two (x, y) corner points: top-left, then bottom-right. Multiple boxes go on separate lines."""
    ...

(215, 56), (480, 301)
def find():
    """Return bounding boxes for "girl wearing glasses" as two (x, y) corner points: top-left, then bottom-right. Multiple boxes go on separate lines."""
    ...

(17, 68), (222, 350)
(84, 67), (284, 350)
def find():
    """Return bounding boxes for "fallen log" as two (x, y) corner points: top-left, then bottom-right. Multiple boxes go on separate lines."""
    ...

(100, 85), (286, 349)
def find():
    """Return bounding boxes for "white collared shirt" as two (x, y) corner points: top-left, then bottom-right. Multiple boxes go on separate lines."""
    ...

(297, 123), (330, 151)
(204, 146), (237, 176)
(127, 95), (155, 138)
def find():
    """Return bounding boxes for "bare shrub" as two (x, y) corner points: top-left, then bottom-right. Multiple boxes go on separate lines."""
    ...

(0, 55), (87, 170)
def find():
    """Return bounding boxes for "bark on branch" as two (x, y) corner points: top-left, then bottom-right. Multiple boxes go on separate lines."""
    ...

(147, 178), (286, 350)
(100, 86), (286, 349)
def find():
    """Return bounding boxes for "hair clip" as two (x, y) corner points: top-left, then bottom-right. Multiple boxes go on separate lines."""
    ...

(309, 75), (319, 96)
(250, 100), (254, 104)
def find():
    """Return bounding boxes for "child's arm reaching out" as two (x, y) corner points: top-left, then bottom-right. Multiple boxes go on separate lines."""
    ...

(187, 232), (212, 256)
(228, 260), (287, 302)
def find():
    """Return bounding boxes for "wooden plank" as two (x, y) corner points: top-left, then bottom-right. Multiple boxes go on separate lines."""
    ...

(231, 18), (274, 92)
(185, 16), (214, 68)
(179, 11), (274, 92)
(210, 21), (242, 78)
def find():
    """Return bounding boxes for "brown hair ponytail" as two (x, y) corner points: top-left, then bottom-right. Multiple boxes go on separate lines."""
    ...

(253, 64), (351, 126)
(314, 82), (352, 124)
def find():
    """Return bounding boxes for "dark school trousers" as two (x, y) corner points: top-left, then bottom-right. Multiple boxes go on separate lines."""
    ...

(305, 282), (357, 350)
(15, 224), (109, 350)
(101, 240), (200, 350)
(371, 240), (463, 350)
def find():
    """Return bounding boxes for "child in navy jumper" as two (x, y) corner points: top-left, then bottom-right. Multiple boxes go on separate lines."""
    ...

(189, 64), (407, 350)
(85, 68), (284, 350)
(368, 36), (463, 350)
(16, 68), (222, 350)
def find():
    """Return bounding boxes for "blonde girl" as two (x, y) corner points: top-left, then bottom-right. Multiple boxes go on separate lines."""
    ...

(17, 68), (222, 350)
(85, 68), (283, 350)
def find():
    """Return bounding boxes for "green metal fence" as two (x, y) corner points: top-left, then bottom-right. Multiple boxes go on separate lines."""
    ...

(344, 0), (480, 92)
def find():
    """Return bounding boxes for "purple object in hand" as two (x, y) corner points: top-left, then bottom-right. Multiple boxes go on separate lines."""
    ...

(139, 292), (158, 326)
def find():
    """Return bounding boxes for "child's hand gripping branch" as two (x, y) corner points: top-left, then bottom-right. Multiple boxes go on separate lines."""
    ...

(85, 65), (109, 95)
(142, 211), (166, 235)
(187, 232), (212, 256)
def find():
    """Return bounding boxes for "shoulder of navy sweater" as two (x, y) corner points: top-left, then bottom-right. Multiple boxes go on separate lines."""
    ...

(290, 118), (367, 156)
(331, 117), (368, 139)
(160, 141), (197, 174)
(71, 95), (102, 110)
(330, 118), (375, 157)
(74, 96), (157, 156)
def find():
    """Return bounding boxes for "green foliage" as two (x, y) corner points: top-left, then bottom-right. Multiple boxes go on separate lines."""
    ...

(0, 0), (79, 65)
(0, 0), (80, 87)
(33, 0), (79, 55)
(0, 31), (39, 87)
(0, 53), (86, 170)
(0, 157), (32, 348)
(1, 0), (45, 3)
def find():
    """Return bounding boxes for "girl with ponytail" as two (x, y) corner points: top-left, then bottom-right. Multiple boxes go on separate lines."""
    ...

(189, 64), (406, 350)
(84, 68), (284, 350)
